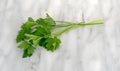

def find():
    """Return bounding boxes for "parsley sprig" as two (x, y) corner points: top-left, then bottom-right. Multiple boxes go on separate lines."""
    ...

(16, 14), (103, 58)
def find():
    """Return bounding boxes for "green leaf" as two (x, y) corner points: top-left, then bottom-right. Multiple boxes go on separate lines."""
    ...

(33, 38), (41, 46)
(18, 41), (32, 49)
(36, 14), (56, 30)
(16, 29), (26, 43)
(16, 28), (31, 43)
(23, 47), (34, 58)
(45, 13), (56, 27)
(25, 34), (42, 46)
(18, 41), (35, 58)
(39, 38), (47, 46)
(21, 22), (35, 29)
(25, 34), (40, 39)
(28, 17), (34, 22)
(32, 27), (51, 37)
(16, 21), (35, 43)
(44, 37), (61, 51)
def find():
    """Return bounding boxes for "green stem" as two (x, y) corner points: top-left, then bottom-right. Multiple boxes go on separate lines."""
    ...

(56, 21), (73, 24)
(54, 18), (104, 36)
(56, 18), (103, 27)
(53, 25), (75, 36)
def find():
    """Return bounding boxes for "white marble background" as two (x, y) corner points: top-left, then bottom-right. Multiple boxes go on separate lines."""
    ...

(0, 0), (120, 71)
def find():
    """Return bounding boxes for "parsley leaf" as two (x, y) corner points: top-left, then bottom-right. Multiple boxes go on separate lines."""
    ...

(16, 18), (36, 43)
(25, 34), (42, 46)
(44, 37), (61, 51)
(18, 41), (35, 58)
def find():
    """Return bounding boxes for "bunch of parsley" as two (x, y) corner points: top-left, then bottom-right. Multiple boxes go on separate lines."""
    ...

(16, 14), (103, 58)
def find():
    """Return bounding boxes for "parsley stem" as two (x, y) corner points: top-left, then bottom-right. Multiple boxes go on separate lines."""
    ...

(53, 25), (75, 36)
(56, 21), (73, 24)
(54, 18), (104, 36)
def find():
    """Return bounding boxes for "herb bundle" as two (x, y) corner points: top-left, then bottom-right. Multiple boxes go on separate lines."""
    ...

(16, 14), (103, 58)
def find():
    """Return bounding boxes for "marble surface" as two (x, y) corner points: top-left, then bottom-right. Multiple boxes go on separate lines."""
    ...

(0, 0), (120, 71)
